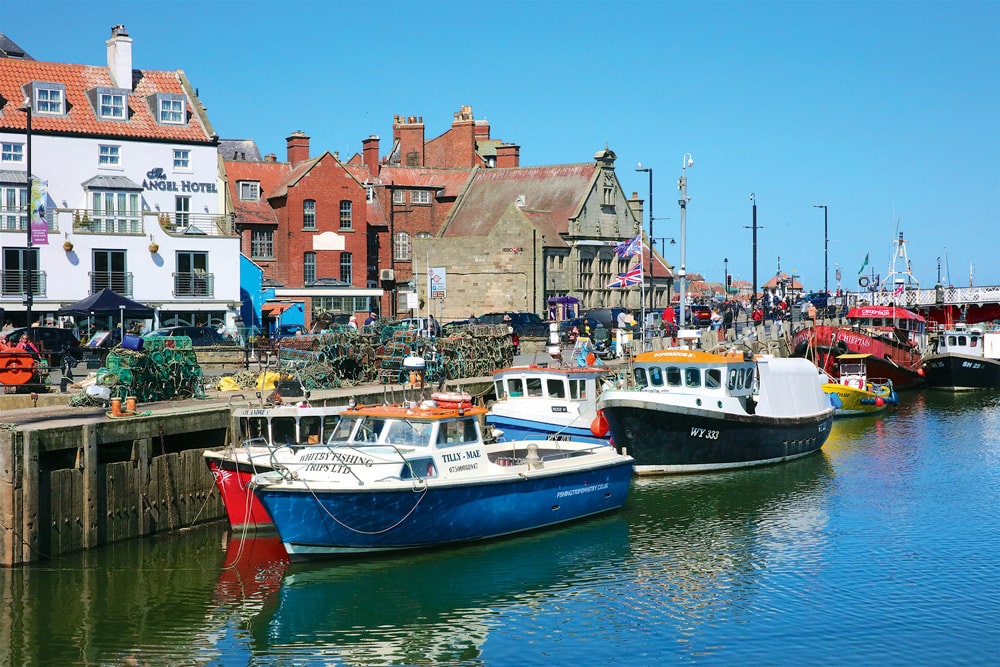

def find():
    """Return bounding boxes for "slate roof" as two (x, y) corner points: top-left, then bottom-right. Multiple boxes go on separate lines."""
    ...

(0, 58), (214, 142)
(0, 34), (32, 60)
(441, 163), (595, 238)
(218, 139), (262, 162)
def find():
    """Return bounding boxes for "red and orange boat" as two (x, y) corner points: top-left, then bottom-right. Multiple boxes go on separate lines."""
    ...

(792, 304), (929, 389)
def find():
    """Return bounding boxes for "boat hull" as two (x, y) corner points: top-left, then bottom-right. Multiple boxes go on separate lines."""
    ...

(205, 453), (275, 531)
(921, 353), (1000, 391)
(600, 400), (832, 475)
(254, 460), (634, 559)
(485, 414), (607, 446)
(792, 326), (925, 389)
(821, 383), (894, 416)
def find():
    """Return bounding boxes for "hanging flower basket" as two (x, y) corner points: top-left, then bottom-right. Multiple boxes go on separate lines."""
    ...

(149, 243), (159, 253)
(63, 240), (74, 252)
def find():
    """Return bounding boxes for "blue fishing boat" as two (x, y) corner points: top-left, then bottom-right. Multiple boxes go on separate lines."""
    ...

(485, 365), (612, 445)
(251, 401), (633, 560)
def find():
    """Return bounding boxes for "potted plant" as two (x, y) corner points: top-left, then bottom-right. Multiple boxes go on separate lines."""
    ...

(63, 240), (74, 252)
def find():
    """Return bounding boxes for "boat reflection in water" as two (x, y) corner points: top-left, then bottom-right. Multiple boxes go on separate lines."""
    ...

(247, 515), (631, 665)
(619, 451), (835, 638)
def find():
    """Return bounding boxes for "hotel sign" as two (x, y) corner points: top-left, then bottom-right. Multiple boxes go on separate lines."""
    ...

(142, 167), (218, 193)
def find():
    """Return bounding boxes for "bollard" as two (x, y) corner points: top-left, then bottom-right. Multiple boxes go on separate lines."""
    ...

(110, 397), (122, 417)
(125, 396), (137, 413)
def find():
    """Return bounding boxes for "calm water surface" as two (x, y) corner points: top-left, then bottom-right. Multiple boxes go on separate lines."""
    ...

(3, 390), (998, 666)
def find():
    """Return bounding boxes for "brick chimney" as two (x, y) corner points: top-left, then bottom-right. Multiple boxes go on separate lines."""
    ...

(106, 24), (133, 90)
(393, 115), (424, 167)
(450, 106), (477, 167)
(362, 134), (380, 178)
(286, 131), (310, 166)
(474, 118), (491, 141)
(495, 143), (520, 168)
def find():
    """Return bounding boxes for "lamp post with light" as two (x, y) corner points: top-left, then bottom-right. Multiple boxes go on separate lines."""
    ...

(677, 153), (693, 327)
(17, 98), (34, 327)
(814, 204), (828, 295)
(745, 193), (762, 309)
(636, 163), (653, 309)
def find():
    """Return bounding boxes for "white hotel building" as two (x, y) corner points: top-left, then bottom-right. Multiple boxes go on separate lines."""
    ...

(0, 26), (240, 329)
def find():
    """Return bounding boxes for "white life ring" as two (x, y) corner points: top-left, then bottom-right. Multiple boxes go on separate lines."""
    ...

(432, 391), (473, 409)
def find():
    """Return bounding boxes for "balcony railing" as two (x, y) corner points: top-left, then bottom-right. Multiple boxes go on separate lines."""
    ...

(173, 271), (214, 298)
(1, 270), (47, 297)
(89, 271), (133, 296)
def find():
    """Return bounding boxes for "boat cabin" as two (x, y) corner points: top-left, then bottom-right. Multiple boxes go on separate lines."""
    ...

(934, 325), (1000, 360)
(631, 349), (757, 398)
(234, 405), (345, 447)
(846, 305), (927, 346)
(492, 365), (603, 403)
(835, 353), (873, 389)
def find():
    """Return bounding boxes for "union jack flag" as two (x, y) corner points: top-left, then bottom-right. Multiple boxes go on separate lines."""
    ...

(893, 284), (904, 296)
(608, 264), (643, 289)
(614, 235), (642, 259)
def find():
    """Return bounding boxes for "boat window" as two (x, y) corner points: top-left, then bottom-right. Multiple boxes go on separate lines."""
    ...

(948, 335), (957, 346)
(957, 335), (967, 346)
(300, 416), (322, 444)
(356, 418), (386, 443)
(240, 416), (268, 441)
(272, 417), (297, 446)
(494, 380), (507, 400)
(633, 368), (648, 387)
(705, 368), (722, 389)
(728, 368), (740, 391)
(873, 318), (884, 327)
(436, 418), (479, 447)
(323, 414), (341, 439)
(666, 367), (681, 387)
(971, 335), (979, 347)
(649, 366), (664, 387)
(569, 378), (587, 400)
(387, 419), (432, 447)
(526, 377), (543, 397)
(327, 416), (355, 443)
(508, 378), (524, 397)
(685, 368), (701, 388)
(547, 378), (566, 399)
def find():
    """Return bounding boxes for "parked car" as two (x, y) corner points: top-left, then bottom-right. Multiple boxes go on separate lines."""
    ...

(581, 307), (627, 331)
(478, 312), (547, 337)
(674, 304), (713, 327)
(3, 326), (81, 364)
(145, 326), (232, 347)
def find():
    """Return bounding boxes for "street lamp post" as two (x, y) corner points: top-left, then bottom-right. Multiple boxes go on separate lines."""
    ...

(677, 153), (693, 327)
(17, 99), (34, 327)
(745, 194), (762, 308)
(636, 163), (653, 309)
(814, 204), (828, 295)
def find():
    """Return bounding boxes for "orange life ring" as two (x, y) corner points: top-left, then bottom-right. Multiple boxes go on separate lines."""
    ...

(0, 353), (34, 385)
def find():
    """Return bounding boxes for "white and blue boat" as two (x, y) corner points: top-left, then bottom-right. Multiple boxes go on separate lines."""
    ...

(251, 401), (633, 560)
(486, 365), (612, 445)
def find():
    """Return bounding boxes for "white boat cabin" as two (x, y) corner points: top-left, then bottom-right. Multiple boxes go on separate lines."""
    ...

(934, 325), (1000, 360)
(630, 349), (756, 398)
(492, 366), (604, 404)
(234, 405), (345, 447)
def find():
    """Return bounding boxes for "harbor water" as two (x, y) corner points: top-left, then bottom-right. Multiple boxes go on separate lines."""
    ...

(2, 389), (997, 666)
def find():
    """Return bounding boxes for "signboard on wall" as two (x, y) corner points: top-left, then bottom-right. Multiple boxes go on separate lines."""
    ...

(428, 267), (446, 299)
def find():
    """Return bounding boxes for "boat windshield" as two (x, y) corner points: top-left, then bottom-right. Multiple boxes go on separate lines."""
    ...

(326, 415), (359, 444)
(385, 419), (433, 448)
(436, 417), (480, 446)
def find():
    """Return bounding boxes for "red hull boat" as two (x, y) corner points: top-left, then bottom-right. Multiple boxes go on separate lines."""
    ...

(792, 305), (928, 389)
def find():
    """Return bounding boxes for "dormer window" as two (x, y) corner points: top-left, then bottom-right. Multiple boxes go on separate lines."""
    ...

(154, 93), (186, 125)
(97, 88), (127, 120)
(238, 181), (260, 201)
(33, 83), (66, 115)
(411, 190), (430, 205)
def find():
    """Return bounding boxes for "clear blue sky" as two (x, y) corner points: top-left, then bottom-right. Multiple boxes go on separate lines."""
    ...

(3, 0), (997, 292)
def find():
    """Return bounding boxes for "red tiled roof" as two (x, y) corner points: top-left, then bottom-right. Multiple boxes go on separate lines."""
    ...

(377, 166), (472, 199)
(224, 160), (290, 225)
(0, 59), (214, 142)
(442, 163), (595, 237)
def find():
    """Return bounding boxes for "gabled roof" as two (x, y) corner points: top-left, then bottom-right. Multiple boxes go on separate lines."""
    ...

(219, 139), (262, 162)
(442, 163), (595, 237)
(762, 272), (803, 289)
(224, 159), (290, 225)
(0, 58), (214, 142)
(646, 244), (674, 279)
(0, 34), (32, 60)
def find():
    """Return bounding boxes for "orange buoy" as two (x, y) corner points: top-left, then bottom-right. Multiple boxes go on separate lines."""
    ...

(0, 352), (35, 386)
(590, 411), (609, 437)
